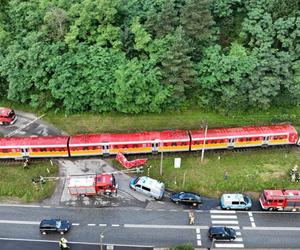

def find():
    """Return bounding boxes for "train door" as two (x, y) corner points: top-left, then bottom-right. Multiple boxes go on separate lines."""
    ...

(102, 144), (109, 155)
(21, 148), (29, 158)
(263, 136), (270, 146)
(152, 140), (159, 153)
(228, 138), (235, 149)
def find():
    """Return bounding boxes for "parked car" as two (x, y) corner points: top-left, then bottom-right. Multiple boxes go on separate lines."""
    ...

(39, 219), (71, 235)
(208, 226), (236, 240)
(220, 193), (252, 210)
(170, 192), (202, 206)
(129, 176), (165, 200)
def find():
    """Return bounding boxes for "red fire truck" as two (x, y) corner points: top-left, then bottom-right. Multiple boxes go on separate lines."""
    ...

(68, 173), (117, 197)
(259, 189), (300, 211)
(0, 107), (17, 125)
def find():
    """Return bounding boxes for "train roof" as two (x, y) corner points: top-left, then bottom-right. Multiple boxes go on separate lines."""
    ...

(190, 124), (297, 139)
(0, 136), (69, 148)
(69, 130), (189, 145)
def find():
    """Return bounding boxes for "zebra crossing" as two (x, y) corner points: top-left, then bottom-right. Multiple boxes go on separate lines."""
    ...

(210, 210), (244, 248)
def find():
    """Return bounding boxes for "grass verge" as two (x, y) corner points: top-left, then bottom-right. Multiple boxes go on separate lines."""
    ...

(0, 160), (58, 202)
(116, 148), (300, 198)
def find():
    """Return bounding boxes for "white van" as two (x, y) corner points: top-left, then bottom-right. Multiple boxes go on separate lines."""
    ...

(220, 193), (252, 210)
(129, 176), (165, 200)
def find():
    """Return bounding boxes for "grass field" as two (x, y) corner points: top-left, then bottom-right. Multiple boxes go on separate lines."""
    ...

(0, 160), (58, 202)
(115, 148), (300, 198)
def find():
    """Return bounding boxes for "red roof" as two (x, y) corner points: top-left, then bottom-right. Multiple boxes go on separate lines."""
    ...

(264, 189), (300, 200)
(0, 107), (13, 116)
(0, 136), (69, 148)
(190, 125), (297, 139)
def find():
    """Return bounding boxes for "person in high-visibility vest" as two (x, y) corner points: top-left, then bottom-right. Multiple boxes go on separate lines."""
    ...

(59, 238), (70, 249)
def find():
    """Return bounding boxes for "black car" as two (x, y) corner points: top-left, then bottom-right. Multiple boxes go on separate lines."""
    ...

(39, 219), (71, 235)
(170, 192), (202, 206)
(208, 226), (236, 240)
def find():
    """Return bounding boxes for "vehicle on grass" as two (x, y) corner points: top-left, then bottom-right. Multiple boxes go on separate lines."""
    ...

(170, 192), (202, 207)
(68, 173), (117, 197)
(0, 107), (17, 125)
(220, 193), (252, 210)
(259, 189), (300, 211)
(129, 176), (165, 200)
(208, 226), (236, 241)
(39, 218), (71, 235)
(0, 124), (298, 159)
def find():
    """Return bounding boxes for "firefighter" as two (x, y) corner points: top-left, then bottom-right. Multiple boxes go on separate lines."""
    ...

(59, 238), (70, 249)
(188, 210), (195, 225)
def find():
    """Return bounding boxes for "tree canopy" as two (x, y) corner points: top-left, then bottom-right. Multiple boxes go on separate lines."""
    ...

(0, 0), (299, 113)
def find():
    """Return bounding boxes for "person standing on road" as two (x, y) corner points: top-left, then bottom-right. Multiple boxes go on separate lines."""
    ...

(59, 238), (70, 249)
(188, 210), (195, 225)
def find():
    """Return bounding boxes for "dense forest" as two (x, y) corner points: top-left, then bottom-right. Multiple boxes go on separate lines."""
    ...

(0, 0), (299, 114)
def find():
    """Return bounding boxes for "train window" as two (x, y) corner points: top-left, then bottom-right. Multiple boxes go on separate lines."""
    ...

(273, 136), (278, 140)
(182, 142), (187, 146)
(41, 148), (47, 152)
(246, 137), (251, 141)
(171, 142), (177, 146)
(83, 146), (88, 150)
(143, 144), (147, 147)
(194, 141), (199, 145)
(2, 149), (8, 153)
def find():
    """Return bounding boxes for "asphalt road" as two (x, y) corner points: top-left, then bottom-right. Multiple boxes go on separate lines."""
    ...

(0, 205), (299, 249)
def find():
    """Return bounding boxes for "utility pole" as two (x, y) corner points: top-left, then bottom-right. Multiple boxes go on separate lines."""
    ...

(160, 150), (163, 176)
(201, 123), (208, 162)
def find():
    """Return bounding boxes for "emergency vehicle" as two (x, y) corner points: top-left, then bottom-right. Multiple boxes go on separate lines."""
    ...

(68, 173), (117, 197)
(259, 189), (300, 211)
(0, 107), (17, 125)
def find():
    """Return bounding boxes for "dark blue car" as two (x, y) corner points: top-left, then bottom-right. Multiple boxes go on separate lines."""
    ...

(170, 192), (202, 206)
(39, 219), (71, 235)
(208, 226), (236, 240)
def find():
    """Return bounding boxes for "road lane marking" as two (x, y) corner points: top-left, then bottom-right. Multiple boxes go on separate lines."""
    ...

(236, 232), (241, 236)
(197, 234), (201, 239)
(234, 238), (243, 242)
(124, 224), (209, 229)
(250, 217), (254, 222)
(88, 224), (96, 226)
(251, 222), (256, 227)
(0, 220), (39, 225)
(0, 204), (41, 208)
(72, 223), (80, 226)
(99, 224), (107, 227)
(211, 215), (237, 219)
(215, 243), (244, 248)
(112, 224), (120, 227)
(243, 226), (300, 231)
(210, 210), (236, 214)
(212, 220), (239, 224)
(197, 240), (201, 246)
(248, 211), (256, 227)
(196, 228), (200, 234)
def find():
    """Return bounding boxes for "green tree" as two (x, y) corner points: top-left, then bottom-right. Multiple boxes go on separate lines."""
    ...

(114, 58), (169, 113)
(160, 27), (196, 106)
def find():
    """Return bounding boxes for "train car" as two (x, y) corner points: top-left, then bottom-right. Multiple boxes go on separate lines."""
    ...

(158, 130), (190, 153)
(68, 134), (103, 157)
(189, 124), (298, 151)
(0, 136), (69, 159)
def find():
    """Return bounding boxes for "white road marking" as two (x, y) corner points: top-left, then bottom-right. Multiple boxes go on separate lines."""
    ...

(196, 228), (200, 234)
(248, 212), (252, 216)
(88, 224), (96, 226)
(251, 222), (256, 227)
(112, 224), (120, 227)
(197, 234), (201, 239)
(0, 204), (40, 208)
(72, 223), (80, 226)
(0, 220), (39, 225)
(170, 209), (178, 212)
(124, 224), (209, 229)
(212, 220), (239, 224)
(213, 226), (240, 230)
(243, 226), (300, 231)
(215, 243), (244, 248)
(250, 217), (254, 222)
(99, 224), (107, 227)
(236, 232), (241, 236)
(211, 215), (237, 219)
(210, 210), (236, 214)
(42, 206), (51, 208)
(197, 240), (201, 246)
(234, 238), (243, 242)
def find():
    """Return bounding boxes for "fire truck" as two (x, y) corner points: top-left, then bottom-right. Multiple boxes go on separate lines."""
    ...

(0, 107), (17, 125)
(68, 173), (117, 197)
(259, 189), (300, 211)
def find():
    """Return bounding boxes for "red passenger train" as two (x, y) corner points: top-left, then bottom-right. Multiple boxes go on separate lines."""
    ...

(0, 124), (298, 159)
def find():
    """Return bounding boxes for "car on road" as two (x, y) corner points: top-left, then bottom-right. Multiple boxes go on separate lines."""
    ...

(208, 226), (236, 240)
(170, 192), (202, 206)
(220, 193), (252, 210)
(0, 107), (17, 125)
(39, 219), (71, 235)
